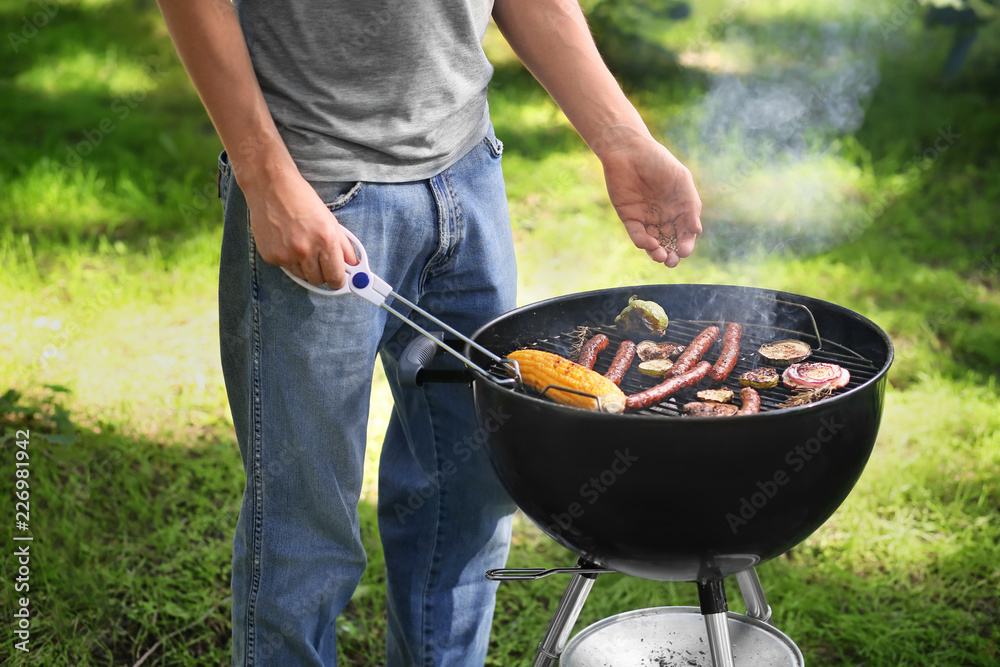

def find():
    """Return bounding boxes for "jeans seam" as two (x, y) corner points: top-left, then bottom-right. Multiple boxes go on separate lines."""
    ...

(444, 168), (465, 260)
(244, 209), (265, 667)
(420, 178), (448, 295)
(421, 171), (463, 288)
(422, 399), (447, 667)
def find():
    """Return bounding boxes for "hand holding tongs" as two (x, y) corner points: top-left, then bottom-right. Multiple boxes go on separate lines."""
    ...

(280, 227), (520, 385)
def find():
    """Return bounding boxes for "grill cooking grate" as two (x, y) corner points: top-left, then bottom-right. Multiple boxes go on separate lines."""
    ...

(503, 319), (880, 416)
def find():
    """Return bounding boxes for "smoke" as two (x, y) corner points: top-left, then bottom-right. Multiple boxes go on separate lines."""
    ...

(669, 18), (882, 259)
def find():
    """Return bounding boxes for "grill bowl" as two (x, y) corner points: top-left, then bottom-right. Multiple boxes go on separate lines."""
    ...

(468, 284), (893, 581)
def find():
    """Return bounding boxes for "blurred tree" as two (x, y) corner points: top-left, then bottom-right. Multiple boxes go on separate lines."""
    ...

(924, 0), (998, 81)
(584, 0), (692, 85)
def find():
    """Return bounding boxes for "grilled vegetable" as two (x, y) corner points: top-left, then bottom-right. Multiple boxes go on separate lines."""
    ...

(684, 401), (739, 417)
(758, 339), (812, 365)
(697, 387), (735, 404)
(615, 295), (669, 336)
(739, 367), (779, 389)
(637, 359), (675, 376)
(782, 362), (850, 390)
(636, 340), (685, 362)
(508, 349), (626, 414)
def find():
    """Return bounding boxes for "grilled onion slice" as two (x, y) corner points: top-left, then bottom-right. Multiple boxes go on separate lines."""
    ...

(758, 339), (812, 365)
(782, 362), (850, 390)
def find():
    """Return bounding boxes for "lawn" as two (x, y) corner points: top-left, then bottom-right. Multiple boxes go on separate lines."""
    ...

(1, 0), (998, 665)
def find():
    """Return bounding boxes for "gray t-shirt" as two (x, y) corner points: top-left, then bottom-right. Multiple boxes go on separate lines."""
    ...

(235, 0), (495, 183)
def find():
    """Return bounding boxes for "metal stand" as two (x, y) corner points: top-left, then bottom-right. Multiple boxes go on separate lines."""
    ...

(736, 566), (773, 624)
(531, 560), (601, 667)
(489, 563), (782, 667)
(698, 579), (736, 667)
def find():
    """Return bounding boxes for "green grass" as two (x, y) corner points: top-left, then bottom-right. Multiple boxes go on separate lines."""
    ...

(2, 0), (999, 665)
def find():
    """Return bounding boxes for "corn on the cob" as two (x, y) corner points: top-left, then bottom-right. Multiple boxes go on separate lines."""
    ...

(507, 349), (626, 414)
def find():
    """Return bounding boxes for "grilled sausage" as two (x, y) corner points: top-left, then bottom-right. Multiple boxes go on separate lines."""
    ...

(710, 323), (742, 382)
(736, 386), (761, 415)
(603, 340), (636, 385)
(670, 326), (720, 376)
(625, 361), (712, 411)
(577, 334), (609, 370)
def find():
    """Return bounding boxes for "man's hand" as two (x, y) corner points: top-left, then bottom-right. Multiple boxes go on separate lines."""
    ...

(492, 0), (703, 269)
(600, 135), (702, 268)
(241, 168), (358, 289)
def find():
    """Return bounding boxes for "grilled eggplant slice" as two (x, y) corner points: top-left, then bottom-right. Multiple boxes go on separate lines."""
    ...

(636, 340), (684, 362)
(615, 295), (669, 336)
(684, 401), (739, 417)
(758, 339), (812, 365)
(739, 367), (780, 389)
(637, 359), (675, 376)
(697, 387), (735, 404)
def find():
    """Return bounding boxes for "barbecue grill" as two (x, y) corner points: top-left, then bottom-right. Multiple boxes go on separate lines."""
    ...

(456, 283), (893, 666)
(283, 246), (892, 666)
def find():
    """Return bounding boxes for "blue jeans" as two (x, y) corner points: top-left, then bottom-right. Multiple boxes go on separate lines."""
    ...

(218, 126), (518, 666)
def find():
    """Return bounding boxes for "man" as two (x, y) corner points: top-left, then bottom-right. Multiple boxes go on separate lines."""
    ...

(156, 0), (701, 664)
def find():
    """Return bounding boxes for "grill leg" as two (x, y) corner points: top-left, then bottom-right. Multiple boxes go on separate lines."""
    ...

(531, 560), (601, 667)
(698, 579), (736, 667)
(735, 567), (773, 624)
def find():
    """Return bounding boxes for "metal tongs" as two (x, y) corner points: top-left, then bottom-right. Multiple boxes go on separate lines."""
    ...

(280, 227), (521, 386)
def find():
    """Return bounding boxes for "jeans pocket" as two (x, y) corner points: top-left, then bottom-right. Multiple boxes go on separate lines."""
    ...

(313, 181), (363, 212)
(483, 133), (504, 159)
(218, 150), (232, 202)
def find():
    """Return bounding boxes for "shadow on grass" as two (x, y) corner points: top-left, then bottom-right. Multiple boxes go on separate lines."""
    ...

(0, 385), (391, 666)
(0, 391), (240, 665)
